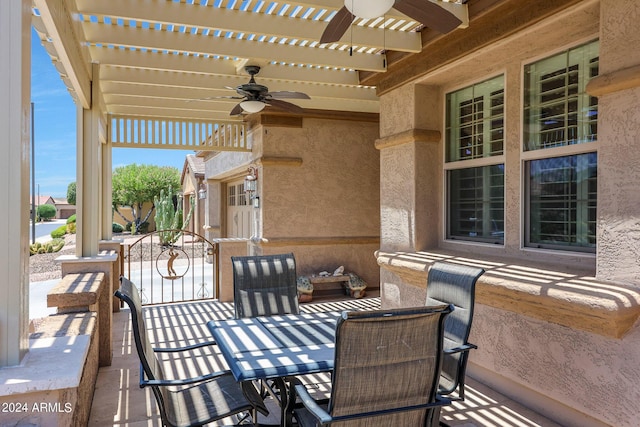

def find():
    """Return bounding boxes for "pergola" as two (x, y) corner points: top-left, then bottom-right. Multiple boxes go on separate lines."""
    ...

(6, 2), (640, 425)
(31, 0), (470, 133)
(30, 0), (468, 254)
(1, 0), (470, 367)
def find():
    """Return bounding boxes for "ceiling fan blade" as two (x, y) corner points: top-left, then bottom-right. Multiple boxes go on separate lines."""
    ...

(187, 95), (243, 102)
(320, 7), (354, 44)
(236, 88), (254, 98)
(265, 99), (304, 114)
(230, 103), (244, 116)
(267, 91), (311, 100)
(393, 0), (462, 34)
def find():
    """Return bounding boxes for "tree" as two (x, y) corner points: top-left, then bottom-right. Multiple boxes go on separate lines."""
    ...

(67, 182), (76, 205)
(112, 164), (180, 233)
(37, 204), (57, 221)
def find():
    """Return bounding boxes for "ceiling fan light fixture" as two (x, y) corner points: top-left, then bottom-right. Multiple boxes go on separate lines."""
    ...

(240, 100), (266, 114)
(344, 0), (394, 19)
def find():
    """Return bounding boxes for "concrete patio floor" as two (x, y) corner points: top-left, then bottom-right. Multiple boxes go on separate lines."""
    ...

(89, 297), (561, 426)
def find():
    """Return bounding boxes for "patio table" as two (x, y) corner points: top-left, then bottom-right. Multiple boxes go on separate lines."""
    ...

(206, 311), (341, 426)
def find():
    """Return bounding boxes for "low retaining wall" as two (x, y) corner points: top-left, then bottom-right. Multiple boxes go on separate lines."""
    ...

(376, 249), (640, 427)
(0, 312), (98, 426)
(0, 258), (116, 426)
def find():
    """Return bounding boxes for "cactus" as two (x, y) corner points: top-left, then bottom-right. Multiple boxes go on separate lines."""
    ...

(29, 238), (65, 256)
(50, 238), (65, 253)
(154, 188), (195, 246)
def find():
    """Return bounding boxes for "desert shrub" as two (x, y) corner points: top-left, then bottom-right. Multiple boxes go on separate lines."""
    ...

(51, 225), (67, 239)
(127, 221), (149, 234)
(113, 222), (124, 233)
(37, 204), (57, 221)
(137, 221), (150, 234)
(66, 214), (76, 224)
(66, 222), (76, 234)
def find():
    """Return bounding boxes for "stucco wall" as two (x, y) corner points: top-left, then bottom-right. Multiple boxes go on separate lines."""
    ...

(379, 0), (601, 268)
(381, 260), (640, 426)
(205, 115), (381, 289)
(595, 0), (640, 283)
(113, 202), (157, 232)
(258, 117), (381, 286)
(377, 0), (640, 425)
(260, 118), (379, 238)
(471, 304), (640, 427)
(596, 86), (640, 282)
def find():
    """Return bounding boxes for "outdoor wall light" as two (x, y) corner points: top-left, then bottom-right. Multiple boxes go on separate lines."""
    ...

(244, 166), (258, 199)
(344, 0), (394, 19)
(240, 100), (266, 114)
(198, 183), (207, 200)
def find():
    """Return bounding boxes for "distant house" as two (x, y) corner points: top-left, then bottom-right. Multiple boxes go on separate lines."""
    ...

(48, 197), (75, 219)
(44, 196), (76, 219)
(30, 195), (76, 219)
(180, 154), (206, 237)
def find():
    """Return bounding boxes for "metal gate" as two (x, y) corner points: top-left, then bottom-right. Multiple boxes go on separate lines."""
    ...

(122, 229), (219, 305)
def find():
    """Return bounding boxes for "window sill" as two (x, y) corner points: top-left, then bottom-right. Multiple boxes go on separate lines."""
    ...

(376, 250), (640, 339)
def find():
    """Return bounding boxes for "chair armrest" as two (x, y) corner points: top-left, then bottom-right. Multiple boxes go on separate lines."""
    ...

(444, 342), (477, 355)
(293, 380), (452, 424)
(293, 382), (333, 425)
(139, 363), (229, 388)
(153, 339), (217, 353)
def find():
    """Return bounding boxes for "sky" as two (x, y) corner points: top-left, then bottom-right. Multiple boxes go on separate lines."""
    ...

(30, 28), (194, 199)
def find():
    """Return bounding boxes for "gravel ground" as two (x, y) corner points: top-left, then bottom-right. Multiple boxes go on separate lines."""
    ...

(28, 233), (147, 282)
(29, 233), (202, 282)
(29, 235), (77, 282)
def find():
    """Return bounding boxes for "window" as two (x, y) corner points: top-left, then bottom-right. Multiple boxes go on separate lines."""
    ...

(526, 154), (596, 250)
(524, 41), (599, 150)
(228, 185), (236, 206)
(523, 40), (598, 252)
(237, 183), (247, 206)
(445, 75), (505, 243)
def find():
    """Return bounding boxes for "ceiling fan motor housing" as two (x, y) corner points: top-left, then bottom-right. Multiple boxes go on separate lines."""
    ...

(238, 66), (269, 98)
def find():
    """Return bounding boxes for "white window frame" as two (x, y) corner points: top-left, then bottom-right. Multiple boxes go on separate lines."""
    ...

(521, 39), (599, 253)
(444, 74), (506, 244)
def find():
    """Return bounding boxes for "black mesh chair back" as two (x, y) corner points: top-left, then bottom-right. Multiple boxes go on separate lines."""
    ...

(426, 262), (485, 398)
(116, 277), (163, 384)
(231, 253), (299, 318)
(115, 276), (266, 427)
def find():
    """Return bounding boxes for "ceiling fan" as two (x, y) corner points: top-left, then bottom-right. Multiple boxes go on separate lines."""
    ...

(320, 0), (463, 44)
(217, 65), (310, 116)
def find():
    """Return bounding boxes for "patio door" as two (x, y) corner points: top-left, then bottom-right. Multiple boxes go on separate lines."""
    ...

(226, 179), (252, 238)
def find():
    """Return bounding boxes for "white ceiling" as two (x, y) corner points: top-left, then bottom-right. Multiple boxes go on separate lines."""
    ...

(31, 0), (468, 122)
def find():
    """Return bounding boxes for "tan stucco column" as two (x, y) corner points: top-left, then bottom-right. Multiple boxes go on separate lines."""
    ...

(101, 139), (113, 241)
(376, 129), (441, 252)
(377, 84), (442, 252)
(0, 0), (30, 367)
(76, 64), (102, 257)
(588, 0), (640, 282)
(204, 180), (222, 240)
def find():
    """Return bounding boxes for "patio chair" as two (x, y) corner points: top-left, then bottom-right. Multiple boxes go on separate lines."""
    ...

(231, 253), (299, 319)
(292, 305), (454, 427)
(115, 276), (268, 427)
(426, 262), (485, 401)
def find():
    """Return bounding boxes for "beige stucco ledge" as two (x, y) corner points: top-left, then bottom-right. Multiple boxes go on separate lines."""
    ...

(375, 128), (441, 150)
(0, 335), (89, 395)
(376, 250), (640, 339)
(56, 251), (118, 265)
(0, 313), (98, 426)
(586, 63), (640, 97)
